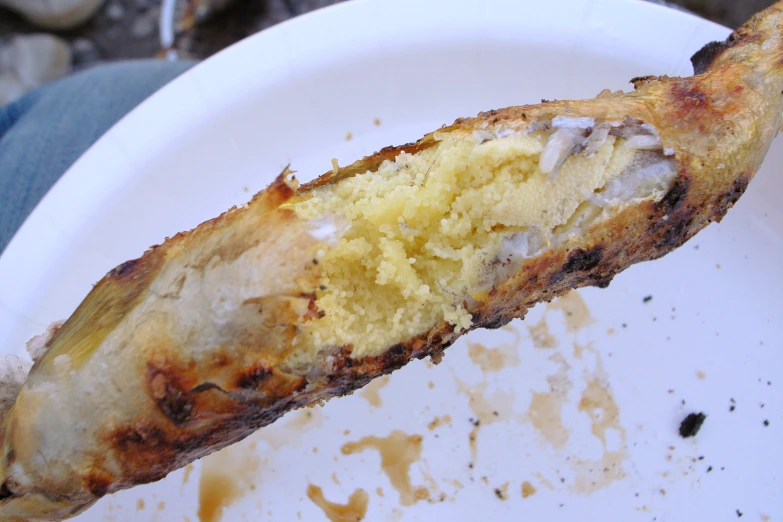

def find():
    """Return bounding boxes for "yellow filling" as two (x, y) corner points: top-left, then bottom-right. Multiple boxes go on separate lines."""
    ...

(291, 131), (637, 358)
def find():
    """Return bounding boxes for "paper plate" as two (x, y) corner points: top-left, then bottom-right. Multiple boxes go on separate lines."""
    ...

(0, 0), (780, 520)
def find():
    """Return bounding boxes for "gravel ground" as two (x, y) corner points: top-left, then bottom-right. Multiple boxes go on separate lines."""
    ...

(0, 0), (777, 67)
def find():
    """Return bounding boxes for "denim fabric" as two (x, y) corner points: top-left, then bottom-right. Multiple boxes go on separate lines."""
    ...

(0, 59), (196, 255)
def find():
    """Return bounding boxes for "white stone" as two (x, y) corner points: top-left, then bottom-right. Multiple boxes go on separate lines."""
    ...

(0, 0), (105, 30)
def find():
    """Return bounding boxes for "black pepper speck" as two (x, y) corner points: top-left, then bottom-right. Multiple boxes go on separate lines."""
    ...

(679, 412), (707, 438)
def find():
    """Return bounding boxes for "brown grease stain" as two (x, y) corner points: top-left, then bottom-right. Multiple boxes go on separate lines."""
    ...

(183, 464), (194, 485)
(257, 406), (324, 450)
(535, 472), (556, 490)
(198, 467), (243, 522)
(341, 431), (428, 506)
(528, 354), (572, 448)
(570, 356), (628, 494)
(306, 484), (369, 522)
(467, 341), (520, 373)
(427, 414), (452, 430)
(495, 482), (510, 500)
(527, 316), (557, 349)
(359, 375), (390, 408)
(547, 291), (594, 332)
(453, 378), (515, 466)
(521, 481), (537, 498)
(197, 441), (260, 522)
(573, 341), (592, 360)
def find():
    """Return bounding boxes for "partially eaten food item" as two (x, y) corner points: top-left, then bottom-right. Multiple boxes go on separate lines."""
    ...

(3, 1), (783, 519)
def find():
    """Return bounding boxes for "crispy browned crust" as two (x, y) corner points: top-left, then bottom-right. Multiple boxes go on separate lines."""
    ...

(3, 3), (783, 520)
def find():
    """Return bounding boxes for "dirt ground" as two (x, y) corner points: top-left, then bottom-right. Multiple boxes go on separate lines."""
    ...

(0, 0), (777, 67)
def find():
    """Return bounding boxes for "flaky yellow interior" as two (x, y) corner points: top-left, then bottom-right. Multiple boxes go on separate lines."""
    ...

(290, 128), (650, 358)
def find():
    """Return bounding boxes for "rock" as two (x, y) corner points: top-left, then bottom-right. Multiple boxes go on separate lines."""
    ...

(70, 37), (100, 66)
(0, 73), (25, 107)
(105, 1), (125, 21)
(0, 34), (72, 105)
(0, 0), (106, 30)
(131, 13), (157, 39)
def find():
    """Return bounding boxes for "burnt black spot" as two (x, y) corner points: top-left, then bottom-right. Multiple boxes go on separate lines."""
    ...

(110, 258), (140, 278)
(714, 175), (750, 219)
(691, 40), (735, 75)
(0, 482), (14, 500)
(630, 75), (658, 90)
(657, 177), (691, 213)
(550, 246), (604, 284)
(679, 412), (707, 438)
(479, 315), (513, 330)
(85, 472), (112, 498)
(147, 367), (194, 425)
(657, 217), (693, 249)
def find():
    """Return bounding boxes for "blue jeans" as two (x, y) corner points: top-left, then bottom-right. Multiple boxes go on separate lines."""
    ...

(0, 60), (197, 255)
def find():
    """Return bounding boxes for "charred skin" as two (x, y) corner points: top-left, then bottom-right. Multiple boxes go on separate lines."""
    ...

(2, 2), (783, 520)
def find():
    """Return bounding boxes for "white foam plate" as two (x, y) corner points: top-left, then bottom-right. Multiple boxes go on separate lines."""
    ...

(1, 0), (781, 520)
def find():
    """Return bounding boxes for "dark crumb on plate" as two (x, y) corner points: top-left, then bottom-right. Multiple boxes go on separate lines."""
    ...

(468, 462), (474, 469)
(707, 466), (713, 472)
(730, 405), (736, 412)
(679, 412), (707, 438)
(494, 488), (505, 500)
(763, 420), (770, 427)
(736, 509), (743, 518)
(493, 411), (499, 416)
(668, 389), (675, 394)
(622, 323), (627, 328)
(643, 295), (653, 303)
(698, 456), (704, 460)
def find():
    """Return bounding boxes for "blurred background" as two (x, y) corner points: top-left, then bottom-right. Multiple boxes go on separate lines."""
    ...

(0, 0), (777, 106)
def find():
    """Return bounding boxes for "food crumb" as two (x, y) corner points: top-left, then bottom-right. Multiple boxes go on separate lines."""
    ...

(707, 466), (713, 473)
(374, 118), (382, 126)
(344, 430), (350, 436)
(643, 295), (653, 303)
(622, 323), (628, 328)
(763, 420), (770, 427)
(716, 264), (721, 269)
(136, 499), (145, 510)
(679, 412), (707, 438)
(242, 186), (249, 192)
(521, 481), (536, 498)
(345, 132), (352, 141)
(428, 381), (435, 389)
(606, 328), (615, 335)
(737, 509), (743, 518)
(659, 489), (666, 496)
(730, 405), (736, 412)
(697, 371), (706, 380)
